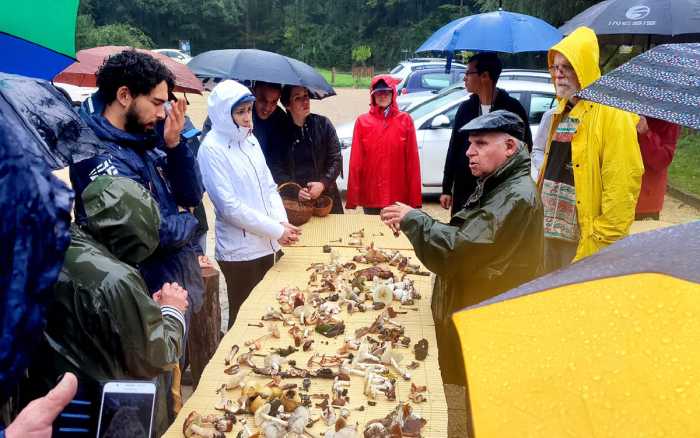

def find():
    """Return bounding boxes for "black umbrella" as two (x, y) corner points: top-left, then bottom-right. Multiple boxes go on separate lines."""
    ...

(0, 72), (107, 170)
(578, 43), (700, 130)
(187, 49), (336, 99)
(560, 0), (700, 45)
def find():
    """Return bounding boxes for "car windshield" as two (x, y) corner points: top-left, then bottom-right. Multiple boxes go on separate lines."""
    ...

(409, 88), (467, 121)
(390, 65), (404, 74)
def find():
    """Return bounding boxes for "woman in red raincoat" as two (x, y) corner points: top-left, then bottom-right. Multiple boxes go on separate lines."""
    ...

(345, 75), (422, 214)
(635, 116), (680, 220)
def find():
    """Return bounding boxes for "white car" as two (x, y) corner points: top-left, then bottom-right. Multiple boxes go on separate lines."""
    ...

(337, 80), (556, 194)
(152, 48), (192, 64)
(389, 57), (467, 82)
(53, 82), (97, 106)
(397, 69), (552, 111)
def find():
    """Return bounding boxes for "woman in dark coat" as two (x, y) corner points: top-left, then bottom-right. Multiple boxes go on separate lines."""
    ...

(271, 85), (344, 214)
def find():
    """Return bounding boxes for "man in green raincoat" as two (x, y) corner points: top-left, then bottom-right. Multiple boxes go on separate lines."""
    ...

(381, 110), (544, 385)
(20, 176), (188, 436)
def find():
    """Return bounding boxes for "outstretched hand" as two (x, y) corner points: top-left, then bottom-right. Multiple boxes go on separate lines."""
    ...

(380, 202), (413, 235)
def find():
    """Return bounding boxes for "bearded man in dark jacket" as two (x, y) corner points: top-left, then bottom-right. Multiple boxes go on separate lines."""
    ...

(69, 50), (204, 313)
(441, 52), (532, 216)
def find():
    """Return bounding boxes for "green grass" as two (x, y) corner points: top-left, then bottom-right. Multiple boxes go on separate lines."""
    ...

(317, 68), (372, 89)
(668, 130), (700, 196)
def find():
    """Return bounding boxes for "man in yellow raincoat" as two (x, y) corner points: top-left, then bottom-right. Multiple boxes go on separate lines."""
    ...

(538, 27), (643, 272)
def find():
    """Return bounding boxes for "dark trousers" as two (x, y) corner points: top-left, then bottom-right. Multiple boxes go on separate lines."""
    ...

(544, 238), (578, 274)
(363, 207), (382, 215)
(218, 251), (281, 329)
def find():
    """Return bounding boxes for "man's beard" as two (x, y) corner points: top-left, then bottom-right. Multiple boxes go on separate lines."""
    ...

(124, 104), (152, 135)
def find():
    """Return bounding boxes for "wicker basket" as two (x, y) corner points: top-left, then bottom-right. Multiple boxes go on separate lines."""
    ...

(313, 195), (333, 217)
(278, 182), (313, 226)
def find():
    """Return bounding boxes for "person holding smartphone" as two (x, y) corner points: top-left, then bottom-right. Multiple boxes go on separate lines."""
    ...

(198, 80), (300, 330)
(20, 177), (188, 437)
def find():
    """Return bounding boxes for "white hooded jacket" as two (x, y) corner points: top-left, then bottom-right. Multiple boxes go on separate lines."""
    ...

(198, 80), (287, 261)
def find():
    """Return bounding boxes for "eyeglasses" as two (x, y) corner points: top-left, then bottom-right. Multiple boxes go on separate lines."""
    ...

(465, 70), (480, 76)
(549, 64), (574, 75)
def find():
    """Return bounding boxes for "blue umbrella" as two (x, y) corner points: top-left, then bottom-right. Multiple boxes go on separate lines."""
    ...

(416, 10), (563, 54)
(188, 49), (335, 99)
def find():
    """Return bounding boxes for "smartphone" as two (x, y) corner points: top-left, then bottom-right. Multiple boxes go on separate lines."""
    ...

(96, 381), (156, 438)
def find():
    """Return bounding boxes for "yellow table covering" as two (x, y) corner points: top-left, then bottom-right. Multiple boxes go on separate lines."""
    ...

(163, 215), (448, 437)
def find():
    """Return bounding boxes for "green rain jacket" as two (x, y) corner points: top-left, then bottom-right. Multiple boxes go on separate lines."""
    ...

(23, 177), (184, 436)
(401, 144), (544, 384)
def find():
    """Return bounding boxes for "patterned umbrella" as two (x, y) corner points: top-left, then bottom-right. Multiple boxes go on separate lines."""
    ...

(578, 43), (700, 130)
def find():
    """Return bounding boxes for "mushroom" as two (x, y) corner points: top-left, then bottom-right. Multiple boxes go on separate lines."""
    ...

(225, 344), (240, 366)
(183, 411), (225, 438)
(224, 370), (250, 390)
(287, 406), (310, 436)
(261, 420), (287, 438)
(236, 418), (254, 438)
(263, 353), (287, 374)
(254, 403), (289, 428)
(371, 284), (394, 307)
(245, 324), (281, 347)
(281, 389), (302, 412)
(353, 340), (380, 365)
(294, 305), (316, 325)
(214, 395), (240, 414)
(381, 344), (410, 380)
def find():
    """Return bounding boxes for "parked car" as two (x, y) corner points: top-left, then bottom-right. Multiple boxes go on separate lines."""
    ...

(397, 69), (552, 111)
(396, 66), (466, 95)
(152, 48), (192, 64)
(53, 82), (97, 106)
(389, 57), (467, 82)
(337, 80), (556, 194)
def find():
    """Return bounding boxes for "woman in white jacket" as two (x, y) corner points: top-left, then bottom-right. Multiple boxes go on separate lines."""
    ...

(198, 80), (301, 329)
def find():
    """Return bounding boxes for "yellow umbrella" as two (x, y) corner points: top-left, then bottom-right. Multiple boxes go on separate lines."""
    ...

(453, 221), (700, 437)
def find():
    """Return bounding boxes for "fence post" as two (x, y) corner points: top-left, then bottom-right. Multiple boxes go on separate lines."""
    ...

(331, 67), (336, 85)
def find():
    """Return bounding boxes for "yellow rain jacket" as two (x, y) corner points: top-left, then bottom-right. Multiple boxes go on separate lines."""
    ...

(539, 27), (643, 261)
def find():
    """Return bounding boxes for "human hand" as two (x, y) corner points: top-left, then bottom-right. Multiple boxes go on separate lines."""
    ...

(154, 282), (189, 314)
(306, 182), (325, 200)
(439, 194), (452, 210)
(5, 373), (78, 438)
(636, 116), (649, 135)
(278, 222), (302, 246)
(380, 202), (414, 235)
(164, 98), (187, 148)
(198, 255), (214, 269)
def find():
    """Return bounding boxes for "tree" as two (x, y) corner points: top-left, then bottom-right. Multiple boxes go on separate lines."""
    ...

(352, 45), (372, 66)
(76, 14), (154, 49)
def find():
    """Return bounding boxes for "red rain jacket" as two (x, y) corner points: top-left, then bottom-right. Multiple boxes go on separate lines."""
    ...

(635, 117), (680, 215)
(345, 75), (422, 209)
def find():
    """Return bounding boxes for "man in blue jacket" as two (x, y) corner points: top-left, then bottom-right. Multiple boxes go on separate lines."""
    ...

(69, 49), (205, 314)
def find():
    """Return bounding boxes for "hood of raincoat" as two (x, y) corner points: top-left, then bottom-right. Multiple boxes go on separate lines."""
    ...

(82, 176), (160, 265)
(208, 80), (255, 144)
(369, 74), (400, 117)
(548, 26), (600, 91)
